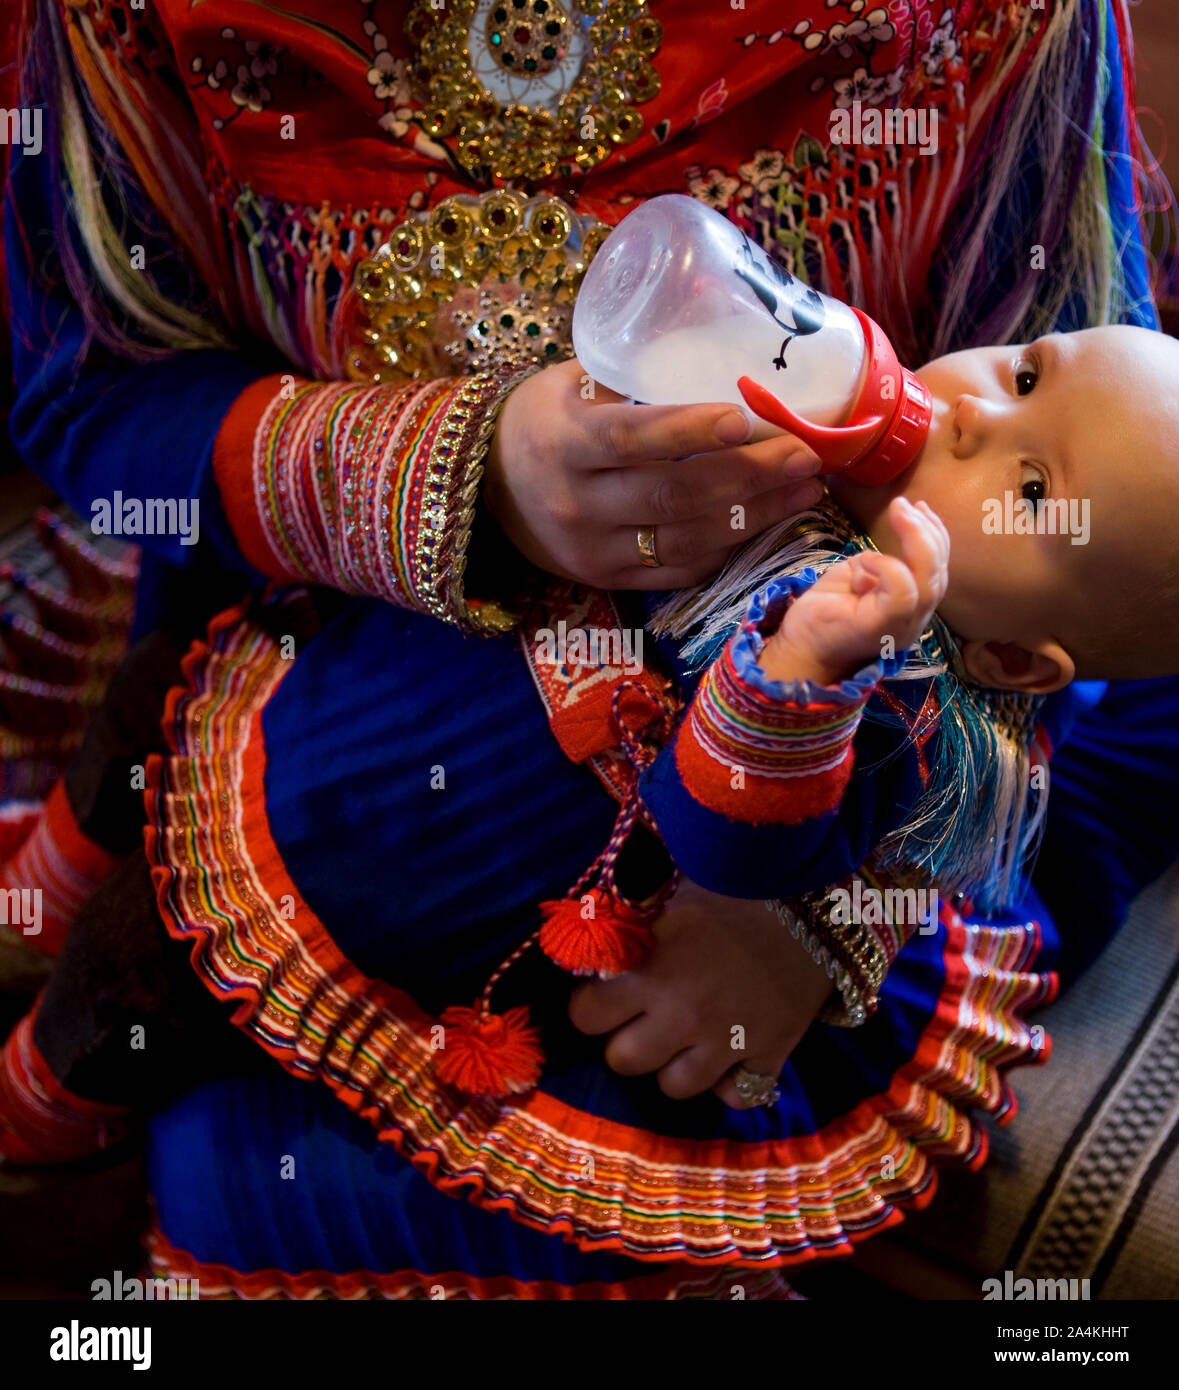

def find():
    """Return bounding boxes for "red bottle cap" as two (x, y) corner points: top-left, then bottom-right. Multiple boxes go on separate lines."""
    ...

(737, 306), (932, 486)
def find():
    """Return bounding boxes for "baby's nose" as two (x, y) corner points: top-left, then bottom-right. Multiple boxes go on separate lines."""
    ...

(953, 394), (999, 454)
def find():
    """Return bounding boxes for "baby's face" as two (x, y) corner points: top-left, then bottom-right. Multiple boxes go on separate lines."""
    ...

(829, 324), (1179, 686)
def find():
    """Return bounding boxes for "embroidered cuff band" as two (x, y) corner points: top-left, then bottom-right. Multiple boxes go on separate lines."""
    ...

(213, 366), (536, 634)
(768, 859), (935, 1026)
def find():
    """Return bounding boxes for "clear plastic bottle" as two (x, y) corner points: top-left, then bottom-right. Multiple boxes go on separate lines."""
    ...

(572, 194), (930, 484)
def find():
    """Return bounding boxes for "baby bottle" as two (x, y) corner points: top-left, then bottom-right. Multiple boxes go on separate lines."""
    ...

(572, 194), (930, 485)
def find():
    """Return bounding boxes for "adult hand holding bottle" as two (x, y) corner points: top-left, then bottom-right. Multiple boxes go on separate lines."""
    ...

(483, 358), (825, 589)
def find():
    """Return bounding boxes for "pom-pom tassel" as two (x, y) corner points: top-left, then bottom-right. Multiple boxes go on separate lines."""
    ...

(538, 887), (655, 977)
(432, 684), (674, 1099)
(433, 1004), (545, 1099)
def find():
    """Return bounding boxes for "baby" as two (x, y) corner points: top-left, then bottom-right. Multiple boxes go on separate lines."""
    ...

(589, 321), (1179, 1036)
(654, 321), (1179, 696)
(820, 324), (1179, 687)
(4, 324), (1179, 1134)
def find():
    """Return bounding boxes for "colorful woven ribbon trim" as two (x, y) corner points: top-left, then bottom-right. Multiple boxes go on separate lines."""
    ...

(145, 591), (1059, 1268)
(143, 1222), (803, 1302)
(675, 636), (870, 825)
(214, 367), (532, 634)
(520, 580), (678, 807)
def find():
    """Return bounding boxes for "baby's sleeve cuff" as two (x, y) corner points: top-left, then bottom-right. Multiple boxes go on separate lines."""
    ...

(731, 569), (897, 703)
(673, 569), (907, 824)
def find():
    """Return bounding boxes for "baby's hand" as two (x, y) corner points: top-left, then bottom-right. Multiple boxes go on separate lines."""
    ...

(759, 496), (949, 685)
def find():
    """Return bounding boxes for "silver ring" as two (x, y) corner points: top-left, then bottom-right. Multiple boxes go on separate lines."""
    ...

(732, 1065), (781, 1107)
(636, 526), (660, 568)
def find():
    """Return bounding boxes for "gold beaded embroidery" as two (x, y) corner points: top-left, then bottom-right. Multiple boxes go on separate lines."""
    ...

(417, 365), (541, 634)
(769, 859), (933, 1027)
(346, 188), (609, 384)
(404, 0), (662, 182)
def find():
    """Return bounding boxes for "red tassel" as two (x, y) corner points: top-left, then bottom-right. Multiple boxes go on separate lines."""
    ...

(538, 887), (655, 977)
(433, 1005), (545, 1098)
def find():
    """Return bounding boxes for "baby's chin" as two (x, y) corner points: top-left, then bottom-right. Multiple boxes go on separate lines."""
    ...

(827, 403), (952, 532)
(824, 471), (975, 646)
(826, 462), (912, 539)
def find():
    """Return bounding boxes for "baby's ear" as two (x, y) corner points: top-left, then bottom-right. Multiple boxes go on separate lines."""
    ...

(960, 639), (1075, 694)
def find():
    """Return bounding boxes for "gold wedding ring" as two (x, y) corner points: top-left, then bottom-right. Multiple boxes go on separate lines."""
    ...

(637, 526), (660, 568)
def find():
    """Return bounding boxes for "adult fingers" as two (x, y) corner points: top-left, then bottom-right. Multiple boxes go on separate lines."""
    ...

(712, 1051), (790, 1110)
(601, 1010), (691, 1078)
(588, 435), (823, 524)
(567, 973), (645, 1037)
(585, 399), (758, 468)
(606, 479), (827, 587)
(606, 548), (740, 593)
(656, 1044), (735, 1101)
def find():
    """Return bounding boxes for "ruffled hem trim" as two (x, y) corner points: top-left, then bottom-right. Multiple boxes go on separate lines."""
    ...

(144, 1223), (802, 1301)
(145, 591), (1057, 1269)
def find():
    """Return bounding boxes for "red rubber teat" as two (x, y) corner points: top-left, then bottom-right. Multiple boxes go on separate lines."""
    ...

(738, 307), (932, 486)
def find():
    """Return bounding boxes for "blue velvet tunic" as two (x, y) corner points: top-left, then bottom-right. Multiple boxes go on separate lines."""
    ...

(8, 0), (1179, 1291)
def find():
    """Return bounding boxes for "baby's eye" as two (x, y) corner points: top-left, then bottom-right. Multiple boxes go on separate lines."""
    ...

(1014, 355), (1039, 396)
(1020, 462), (1048, 506)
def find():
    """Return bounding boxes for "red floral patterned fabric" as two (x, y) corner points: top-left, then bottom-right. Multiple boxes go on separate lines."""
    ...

(52, 1), (1043, 373)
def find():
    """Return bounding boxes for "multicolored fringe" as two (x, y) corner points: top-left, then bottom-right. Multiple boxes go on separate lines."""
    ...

(929, 0), (1165, 356)
(145, 590), (1057, 1268)
(27, 0), (236, 360)
(37, 0), (1156, 392)
(650, 496), (1047, 913)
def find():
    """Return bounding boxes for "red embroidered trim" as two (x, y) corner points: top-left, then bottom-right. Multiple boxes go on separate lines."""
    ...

(673, 637), (866, 824)
(519, 581), (676, 807)
(0, 1004), (133, 1164)
(0, 780), (121, 958)
(144, 593), (1058, 1268)
(143, 1221), (802, 1301)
